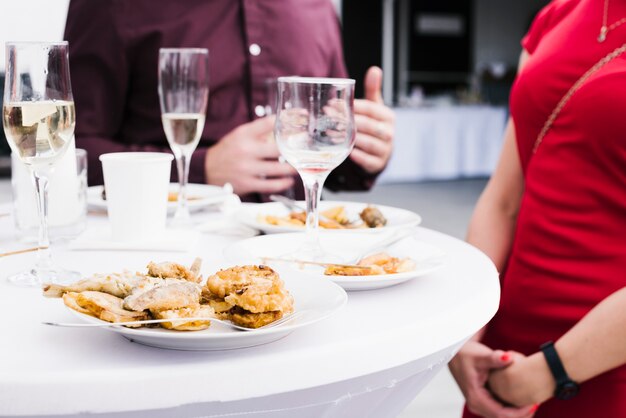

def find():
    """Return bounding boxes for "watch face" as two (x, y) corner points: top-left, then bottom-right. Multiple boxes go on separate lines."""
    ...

(558, 382), (579, 400)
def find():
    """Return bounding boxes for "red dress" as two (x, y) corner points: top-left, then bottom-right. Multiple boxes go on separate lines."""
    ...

(464, 0), (626, 416)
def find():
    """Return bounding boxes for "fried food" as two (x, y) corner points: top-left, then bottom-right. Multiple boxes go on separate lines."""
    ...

(324, 252), (415, 276)
(324, 264), (384, 276)
(225, 283), (292, 314)
(359, 206), (387, 228)
(146, 257), (202, 283)
(201, 291), (235, 315)
(230, 306), (284, 329)
(260, 214), (304, 227)
(206, 265), (278, 298)
(62, 292), (91, 315)
(358, 252), (416, 273)
(124, 281), (202, 312)
(204, 265), (294, 328)
(151, 305), (215, 331)
(63, 291), (149, 326)
(167, 192), (200, 202)
(44, 271), (148, 298)
(260, 205), (386, 229)
(103, 187), (198, 203)
(321, 206), (351, 225)
(44, 258), (202, 298)
(49, 259), (295, 331)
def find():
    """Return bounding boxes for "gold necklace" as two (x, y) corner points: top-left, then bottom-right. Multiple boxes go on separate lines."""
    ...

(599, 0), (626, 42)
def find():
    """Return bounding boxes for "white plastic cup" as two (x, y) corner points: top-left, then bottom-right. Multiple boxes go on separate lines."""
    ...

(99, 152), (173, 242)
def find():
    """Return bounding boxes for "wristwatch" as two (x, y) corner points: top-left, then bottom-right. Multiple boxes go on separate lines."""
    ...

(540, 341), (579, 400)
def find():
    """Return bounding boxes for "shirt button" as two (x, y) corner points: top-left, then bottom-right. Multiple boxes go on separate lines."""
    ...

(254, 105), (266, 117)
(249, 43), (261, 56)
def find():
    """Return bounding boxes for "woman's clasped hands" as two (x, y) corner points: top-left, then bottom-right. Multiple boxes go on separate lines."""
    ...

(450, 341), (548, 418)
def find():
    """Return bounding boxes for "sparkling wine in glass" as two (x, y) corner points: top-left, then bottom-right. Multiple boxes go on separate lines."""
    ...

(2, 41), (80, 286)
(158, 48), (209, 224)
(275, 77), (356, 261)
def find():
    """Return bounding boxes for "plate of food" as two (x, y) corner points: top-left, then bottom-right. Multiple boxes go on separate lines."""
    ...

(87, 183), (233, 214)
(223, 231), (445, 291)
(43, 258), (346, 350)
(236, 200), (422, 234)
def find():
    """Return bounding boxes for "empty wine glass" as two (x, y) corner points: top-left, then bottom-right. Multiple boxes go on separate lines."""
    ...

(2, 41), (80, 286)
(264, 77), (296, 200)
(158, 48), (209, 224)
(275, 77), (356, 261)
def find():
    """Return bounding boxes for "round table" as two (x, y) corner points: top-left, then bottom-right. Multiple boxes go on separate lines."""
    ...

(0, 205), (499, 417)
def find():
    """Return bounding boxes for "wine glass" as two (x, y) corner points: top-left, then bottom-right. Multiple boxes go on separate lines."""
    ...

(275, 77), (356, 261)
(264, 77), (296, 199)
(158, 48), (209, 224)
(2, 41), (79, 286)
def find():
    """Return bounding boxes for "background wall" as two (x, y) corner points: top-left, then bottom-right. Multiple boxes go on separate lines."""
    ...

(474, 0), (549, 71)
(0, 0), (70, 71)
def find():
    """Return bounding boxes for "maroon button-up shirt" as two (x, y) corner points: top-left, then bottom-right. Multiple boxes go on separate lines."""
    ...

(64, 0), (377, 201)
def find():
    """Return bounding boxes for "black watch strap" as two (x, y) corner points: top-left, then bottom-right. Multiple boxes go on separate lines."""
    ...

(540, 341), (579, 400)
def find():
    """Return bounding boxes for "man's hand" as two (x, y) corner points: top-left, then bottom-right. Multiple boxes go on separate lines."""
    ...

(205, 117), (296, 196)
(351, 66), (394, 174)
(449, 341), (538, 418)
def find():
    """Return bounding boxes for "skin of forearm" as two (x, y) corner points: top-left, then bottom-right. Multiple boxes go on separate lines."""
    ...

(490, 287), (626, 406)
(465, 121), (522, 274)
(459, 203), (516, 347)
(465, 198), (517, 274)
(556, 286), (626, 383)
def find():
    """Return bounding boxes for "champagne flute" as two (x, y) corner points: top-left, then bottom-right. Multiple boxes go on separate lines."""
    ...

(158, 48), (209, 224)
(275, 77), (356, 261)
(2, 41), (79, 286)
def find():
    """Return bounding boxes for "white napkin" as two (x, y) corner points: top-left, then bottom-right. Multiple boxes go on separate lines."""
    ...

(68, 226), (200, 252)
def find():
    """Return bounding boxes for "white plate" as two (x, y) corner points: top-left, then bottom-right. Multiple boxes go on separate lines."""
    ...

(236, 201), (422, 234)
(224, 231), (445, 291)
(87, 183), (232, 214)
(66, 270), (347, 351)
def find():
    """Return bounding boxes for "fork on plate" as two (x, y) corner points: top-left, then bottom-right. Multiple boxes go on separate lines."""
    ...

(43, 311), (305, 332)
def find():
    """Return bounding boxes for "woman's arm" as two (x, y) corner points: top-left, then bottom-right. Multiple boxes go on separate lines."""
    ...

(466, 50), (528, 273)
(489, 286), (626, 406)
(465, 117), (524, 272)
(447, 51), (533, 418)
(448, 117), (531, 418)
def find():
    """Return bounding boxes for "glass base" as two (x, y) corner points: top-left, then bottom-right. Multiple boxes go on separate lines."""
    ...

(278, 239), (344, 267)
(169, 207), (194, 228)
(6, 266), (81, 287)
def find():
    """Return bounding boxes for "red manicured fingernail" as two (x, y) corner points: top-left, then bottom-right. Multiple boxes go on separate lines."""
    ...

(500, 353), (510, 362)
(530, 404), (539, 412)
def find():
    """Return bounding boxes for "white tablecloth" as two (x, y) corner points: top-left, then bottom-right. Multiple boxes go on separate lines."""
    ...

(0, 206), (499, 417)
(379, 105), (507, 183)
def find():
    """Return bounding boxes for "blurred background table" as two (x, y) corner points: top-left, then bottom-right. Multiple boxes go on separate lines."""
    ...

(378, 105), (507, 184)
(0, 204), (498, 418)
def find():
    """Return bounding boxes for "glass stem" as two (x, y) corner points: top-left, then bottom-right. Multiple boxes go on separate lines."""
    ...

(32, 170), (52, 271)
(175, 152), (191, 219)
(301, 171), (329, 251)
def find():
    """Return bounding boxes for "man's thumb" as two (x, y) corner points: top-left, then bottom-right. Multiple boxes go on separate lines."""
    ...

(364, 66), (384, 103)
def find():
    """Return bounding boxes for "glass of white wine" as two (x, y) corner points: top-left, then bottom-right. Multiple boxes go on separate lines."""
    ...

(158, 48), (209, 224)
(275, 77), (356, 261)
(2, 41), (79, 286)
